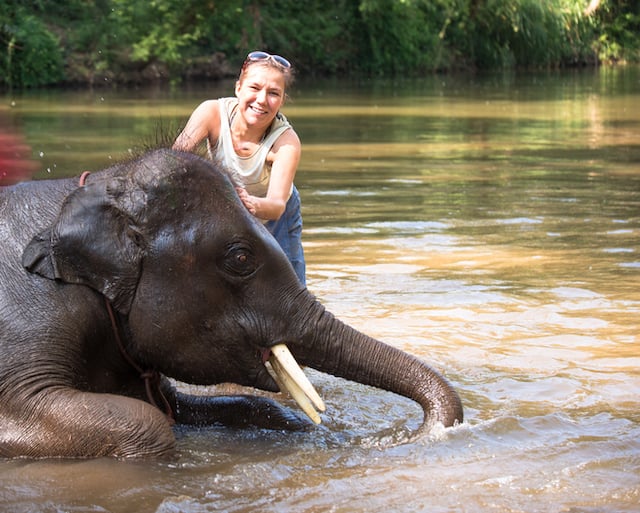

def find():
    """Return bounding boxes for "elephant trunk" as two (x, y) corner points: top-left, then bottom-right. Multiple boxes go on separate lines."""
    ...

(292, 307), (464, 432)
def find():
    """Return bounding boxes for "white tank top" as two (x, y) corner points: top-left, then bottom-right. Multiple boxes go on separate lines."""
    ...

(210, 97), (291, 197)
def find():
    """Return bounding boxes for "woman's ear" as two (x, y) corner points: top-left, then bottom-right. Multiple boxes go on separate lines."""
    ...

(22, 177), (144, 314)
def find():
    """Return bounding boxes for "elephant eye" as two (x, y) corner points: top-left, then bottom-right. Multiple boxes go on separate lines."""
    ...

(223, 243), (257, 277)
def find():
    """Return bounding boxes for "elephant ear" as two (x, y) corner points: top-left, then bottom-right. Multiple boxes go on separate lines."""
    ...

(22, 176), (144, 314)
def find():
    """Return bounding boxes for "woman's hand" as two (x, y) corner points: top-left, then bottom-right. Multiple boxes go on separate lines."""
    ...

(236, 187), (258, 216)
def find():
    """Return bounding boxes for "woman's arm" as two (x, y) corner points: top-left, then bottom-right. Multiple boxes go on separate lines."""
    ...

(173, 100), (220, 152)
(241, 128), (301, 221)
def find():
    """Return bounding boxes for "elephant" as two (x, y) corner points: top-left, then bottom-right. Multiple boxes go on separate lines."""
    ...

(0, 148), (463, 459)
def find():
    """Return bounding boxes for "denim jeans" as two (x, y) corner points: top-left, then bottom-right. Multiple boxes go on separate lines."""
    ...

(264, 185), (306, 285)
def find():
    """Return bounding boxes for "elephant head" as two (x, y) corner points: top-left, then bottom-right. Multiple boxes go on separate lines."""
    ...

(18, 148), (462, 456)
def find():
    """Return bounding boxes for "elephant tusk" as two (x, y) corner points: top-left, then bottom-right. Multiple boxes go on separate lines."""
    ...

(268, 344), (326, 424)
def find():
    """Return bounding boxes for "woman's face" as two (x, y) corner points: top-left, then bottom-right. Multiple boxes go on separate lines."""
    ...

(235, 64), (286, 129)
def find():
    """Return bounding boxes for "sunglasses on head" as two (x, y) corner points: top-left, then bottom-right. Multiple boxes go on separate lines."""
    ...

(246, 51), (291, 69)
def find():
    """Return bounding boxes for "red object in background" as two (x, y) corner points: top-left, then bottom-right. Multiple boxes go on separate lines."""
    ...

(0, 120), (38, 186)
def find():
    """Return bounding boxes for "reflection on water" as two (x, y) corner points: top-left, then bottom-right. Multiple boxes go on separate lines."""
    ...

(1, 66), (639, 512)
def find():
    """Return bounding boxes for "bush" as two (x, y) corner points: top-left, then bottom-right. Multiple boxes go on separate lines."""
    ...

(468, 0), (596, 69)
(592, 0), (640, 62)
(0, 12), (64, 88)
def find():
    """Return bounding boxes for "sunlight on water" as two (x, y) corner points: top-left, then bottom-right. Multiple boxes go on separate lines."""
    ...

(1, 67), (639, 512)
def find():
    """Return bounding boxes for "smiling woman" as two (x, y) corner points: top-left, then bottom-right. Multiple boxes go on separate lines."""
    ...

(173, 50), (306, 285)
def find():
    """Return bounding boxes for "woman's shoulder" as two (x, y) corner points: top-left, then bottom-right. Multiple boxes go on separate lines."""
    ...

(189, 99), (225, 129)
(195, 97), (239, 112)
(194, 98), (221, 112)
(272, 123), (301, 154)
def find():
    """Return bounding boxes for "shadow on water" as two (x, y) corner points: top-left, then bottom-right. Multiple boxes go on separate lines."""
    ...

(1, 66), (639, 512)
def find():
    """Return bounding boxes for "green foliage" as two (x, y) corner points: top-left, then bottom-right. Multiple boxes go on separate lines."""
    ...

(52, 0), (125, 82)
(1, 0), (638, 89)
(592, 0), (640, 62)
(255, 0), (364, 75)
(106, 1), (260, 78)
(467, 0), (596, 68)
(109, 0), (204, 66)
(0, 5), (64, 88)
(357, 0), (443, 75)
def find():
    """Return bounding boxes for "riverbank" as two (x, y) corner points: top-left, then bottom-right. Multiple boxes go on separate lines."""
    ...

(63, 52), (233, 88)
(2, 1), (638, 90)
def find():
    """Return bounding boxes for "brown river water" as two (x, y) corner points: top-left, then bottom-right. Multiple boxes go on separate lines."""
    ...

(1, 66), (639, 512)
